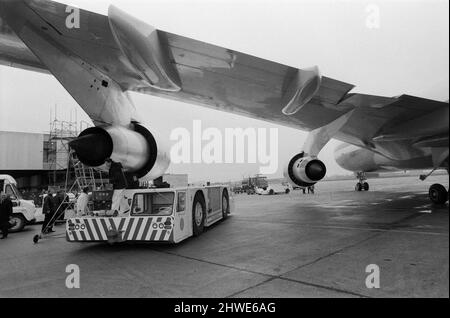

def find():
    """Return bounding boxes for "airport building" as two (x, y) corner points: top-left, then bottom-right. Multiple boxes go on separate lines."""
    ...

(0, 119), (82, 190)
(0, 130), (68, 190)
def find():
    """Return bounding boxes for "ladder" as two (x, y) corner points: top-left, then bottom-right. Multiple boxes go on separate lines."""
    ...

(68, 149), (107, 192)
(35, 139), (111, 242)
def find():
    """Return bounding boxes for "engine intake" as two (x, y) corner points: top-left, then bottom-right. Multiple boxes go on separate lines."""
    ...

(284, 152), (327, 187)
(69, 124), (170, 179)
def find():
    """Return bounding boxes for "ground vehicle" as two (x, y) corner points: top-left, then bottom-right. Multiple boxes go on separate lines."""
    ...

(66, 185), (232, 244)
(232, 186), (244, 194)
(0, 175), (36, 232)
(242, 175), (268, 195)
(256, 183), (291, 195)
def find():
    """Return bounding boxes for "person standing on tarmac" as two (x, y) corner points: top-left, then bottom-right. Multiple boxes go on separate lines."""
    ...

(0, 193), (13, 239)
(106, 159), (128, 189)
(41, 190), (56, 233)
(54, 190), (69, 223)
(76, 187), (89, 217)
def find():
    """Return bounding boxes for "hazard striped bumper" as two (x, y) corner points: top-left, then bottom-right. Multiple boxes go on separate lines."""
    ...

(66, 216), (174, 243)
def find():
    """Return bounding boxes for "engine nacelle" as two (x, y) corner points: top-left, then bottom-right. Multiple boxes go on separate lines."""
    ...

(334, 143), (380, 172)
(69, 124), (170, 180)
(284, 152), (327, 187)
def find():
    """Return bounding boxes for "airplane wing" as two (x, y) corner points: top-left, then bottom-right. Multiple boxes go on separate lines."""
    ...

(0, 14), (47, 73)
(0, 0), (448, 153)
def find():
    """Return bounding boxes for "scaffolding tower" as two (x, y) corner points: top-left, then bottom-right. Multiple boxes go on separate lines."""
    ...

(47, 113), (107, 193)
(47, 118), (79, 187)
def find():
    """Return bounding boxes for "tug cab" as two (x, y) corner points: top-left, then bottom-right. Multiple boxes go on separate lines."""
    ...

(66, 185), (232, 244)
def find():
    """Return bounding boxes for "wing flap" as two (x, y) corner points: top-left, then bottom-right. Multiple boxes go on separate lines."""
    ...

(164, 31), (291, 76)
(169, 45), (288, 92)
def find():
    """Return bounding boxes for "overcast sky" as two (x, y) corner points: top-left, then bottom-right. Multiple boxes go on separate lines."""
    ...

(0, 0), (448, 182)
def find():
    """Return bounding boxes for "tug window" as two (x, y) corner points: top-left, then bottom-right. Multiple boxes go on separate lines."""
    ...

(132, 192), (174, 216)
(177, 192), (186, 212)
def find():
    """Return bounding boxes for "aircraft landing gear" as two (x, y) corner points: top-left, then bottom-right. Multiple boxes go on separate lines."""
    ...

(428, 183), (448, 205)
(355, 172), (369, 191)
(355, 182), (369, 191)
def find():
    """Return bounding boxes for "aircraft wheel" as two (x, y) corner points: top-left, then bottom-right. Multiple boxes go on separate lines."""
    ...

(9, 214), (26, 233)
(192, 192), (206, 236)
(429, 184), (448, 204)
(285, 188), (290, 194)
(33, 234), (41, 244)
(363, 182), (369, 191)
(355, 183), (362, 191)
(269, 189), (275, 195)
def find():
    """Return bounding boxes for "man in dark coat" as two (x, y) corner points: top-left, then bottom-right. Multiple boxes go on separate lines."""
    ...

(53, 190), (68, 223)
(41, 190), (56, 233)
(106, 159), (128, 190)
(0, 193), (13, 239)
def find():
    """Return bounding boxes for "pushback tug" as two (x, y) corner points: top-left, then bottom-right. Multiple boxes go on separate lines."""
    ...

(66, 180), (232, 244)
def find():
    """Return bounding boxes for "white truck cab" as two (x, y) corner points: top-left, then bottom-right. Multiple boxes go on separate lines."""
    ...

(0, 175), (36, 232)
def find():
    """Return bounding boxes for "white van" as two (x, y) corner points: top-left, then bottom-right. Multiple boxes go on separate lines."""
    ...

(0, 175), (36, 232)
(256, 183), (291, 195)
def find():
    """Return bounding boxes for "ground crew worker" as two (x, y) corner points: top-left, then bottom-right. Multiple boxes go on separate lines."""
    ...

(76, 187), (89, 217)
(41, 190), (56, 233)
(106, 159), (128, 189)
(0, 193), (13, 239)
(54, 190), (69, 223)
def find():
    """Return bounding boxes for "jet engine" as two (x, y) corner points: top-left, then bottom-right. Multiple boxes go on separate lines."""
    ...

(284, 152), (327, 187)
(69, 123), (170, 180)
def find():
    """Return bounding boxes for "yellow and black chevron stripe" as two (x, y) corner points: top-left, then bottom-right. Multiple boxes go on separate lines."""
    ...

(66, 216), (174, 242)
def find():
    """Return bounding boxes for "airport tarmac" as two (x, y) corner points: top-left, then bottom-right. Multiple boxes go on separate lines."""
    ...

(0, 175), (448, 298)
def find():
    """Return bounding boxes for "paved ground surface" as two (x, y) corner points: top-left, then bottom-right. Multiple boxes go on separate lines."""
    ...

(0, 175), (448, 298)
